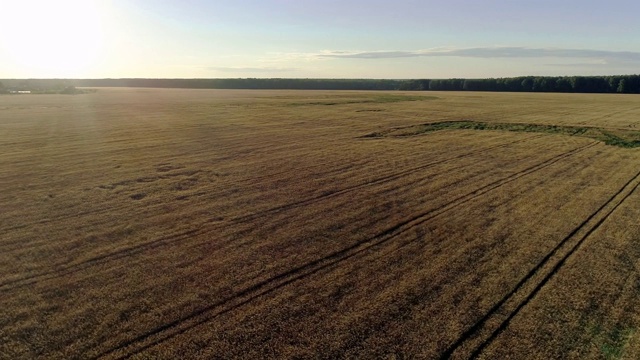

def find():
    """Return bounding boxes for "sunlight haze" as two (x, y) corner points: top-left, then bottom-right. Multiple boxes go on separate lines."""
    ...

(1, 0), (639, 78)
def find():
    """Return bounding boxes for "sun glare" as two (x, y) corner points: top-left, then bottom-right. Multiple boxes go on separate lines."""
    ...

(1, 0), (108, 77)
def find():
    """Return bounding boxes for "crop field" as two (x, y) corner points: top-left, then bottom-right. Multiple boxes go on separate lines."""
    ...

(2, 88), (640, 359)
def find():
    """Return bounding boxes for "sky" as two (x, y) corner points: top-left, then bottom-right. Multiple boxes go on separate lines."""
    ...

(1, 0), (639, 79)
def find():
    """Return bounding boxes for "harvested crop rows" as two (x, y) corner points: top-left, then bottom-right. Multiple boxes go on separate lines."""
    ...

(1, 89), (640, 359)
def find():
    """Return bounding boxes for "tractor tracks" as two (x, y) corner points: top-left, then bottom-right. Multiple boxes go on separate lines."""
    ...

(229, 135), (541, 224)
(440, 166), (640, 359)
(0, 135), (540, 291)
(90, 141), (597, 359)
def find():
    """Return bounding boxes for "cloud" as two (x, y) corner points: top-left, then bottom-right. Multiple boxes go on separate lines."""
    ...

(316, 47), (640, 63)
(209, 66), (296, 73)
(545, 59), (609, 67)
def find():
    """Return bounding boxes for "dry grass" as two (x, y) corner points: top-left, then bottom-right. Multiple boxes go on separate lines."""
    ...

(1, 88), (640, 359)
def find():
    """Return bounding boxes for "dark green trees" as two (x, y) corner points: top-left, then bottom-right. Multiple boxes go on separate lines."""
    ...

(2, 76), (639, 93)
(415, 75), (640, 93)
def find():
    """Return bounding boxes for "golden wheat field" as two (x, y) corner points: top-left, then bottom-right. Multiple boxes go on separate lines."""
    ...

(2, 88), (640, 359)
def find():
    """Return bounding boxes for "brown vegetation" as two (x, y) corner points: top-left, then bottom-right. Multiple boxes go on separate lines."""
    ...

(1, 89), (640, 359)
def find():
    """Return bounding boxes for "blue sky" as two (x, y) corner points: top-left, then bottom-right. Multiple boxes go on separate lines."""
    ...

(1, 0), (639, 78)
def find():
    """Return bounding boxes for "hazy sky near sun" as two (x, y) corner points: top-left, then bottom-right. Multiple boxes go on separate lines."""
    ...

(1, 0), (640, 78)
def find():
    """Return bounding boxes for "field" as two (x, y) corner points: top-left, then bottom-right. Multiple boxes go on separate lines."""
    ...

(2, 88), (640, 359)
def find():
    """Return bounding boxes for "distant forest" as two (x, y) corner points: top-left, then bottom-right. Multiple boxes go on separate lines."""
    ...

(2, 75), (640, 93)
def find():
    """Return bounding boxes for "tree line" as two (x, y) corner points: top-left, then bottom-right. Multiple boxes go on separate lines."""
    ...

(2, 75), (640, 93)
(0, 78), (403, 91)
(400, 75), (640, 93)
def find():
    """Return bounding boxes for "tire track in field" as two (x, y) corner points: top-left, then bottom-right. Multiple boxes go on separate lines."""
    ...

(0, 228), (206, 289)
(0, 160), (360, 249)
(0, 134), (531, 248)
(0, 136), (540, 290)
(0, 152), (359, 237)
(92, 142), (597, 360)
(321, 142), (607, 356)
(230, 135), (541, 224)
(440, 167), (640, 360)
(0, 153), (373, 252)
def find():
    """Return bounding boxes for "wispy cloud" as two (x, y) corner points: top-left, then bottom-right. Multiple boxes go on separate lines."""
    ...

(208, 66), (296, 73)
(316, 47), (640, 62)
(545, 59), (610, 67)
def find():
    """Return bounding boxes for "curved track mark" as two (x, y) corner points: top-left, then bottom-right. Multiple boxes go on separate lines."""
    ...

(229, 135), (542, 224)
(91, 142), (596, 359)
(0, 136), (541, 290)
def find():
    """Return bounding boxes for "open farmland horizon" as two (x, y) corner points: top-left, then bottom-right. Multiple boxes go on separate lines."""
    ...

(3, 75), (640, 93)
(2, 88), (640, 359)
